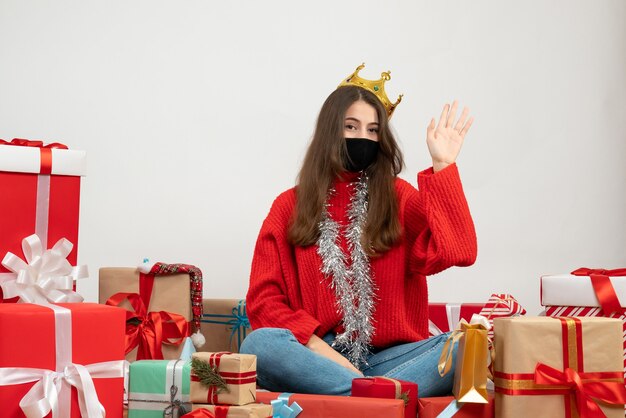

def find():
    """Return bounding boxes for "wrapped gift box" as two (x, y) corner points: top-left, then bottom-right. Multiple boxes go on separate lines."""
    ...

(541, 269), (626, 378)
(0, 139), (85, 301)
(128, 359), (191, 418)
(100, 267), (192, 360)
(417, 394), (494, 418)
(541, 269), (626, 309)
(351, 377), (417, 418)
(493, 316), (626, 418)
(190, 352), (257, 406)
(199, 299), (251, 353)
(190, 403), (272, 418)
(544, 306), (626, 378)
(0, 303), (126, 417)
(256, 391), (404, 418)
(428, 303), (484, 337)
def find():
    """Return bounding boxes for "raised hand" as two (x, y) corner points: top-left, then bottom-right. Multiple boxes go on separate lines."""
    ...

(426, 100), (474, 172)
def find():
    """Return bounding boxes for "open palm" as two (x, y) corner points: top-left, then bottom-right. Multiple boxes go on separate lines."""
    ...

(426, 100), (473, 172)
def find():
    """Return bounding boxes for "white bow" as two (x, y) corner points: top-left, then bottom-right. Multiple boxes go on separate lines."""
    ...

(0, 360), (125, 418)
(1, 234), (87, 303)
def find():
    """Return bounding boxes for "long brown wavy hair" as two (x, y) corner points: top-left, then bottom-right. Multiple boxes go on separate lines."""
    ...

(288, 86), (404, 254)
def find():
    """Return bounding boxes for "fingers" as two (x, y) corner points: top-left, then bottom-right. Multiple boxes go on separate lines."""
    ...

(434, 101), (473, 138)
(459, 116), (474, 138)
(454, 107), (469, 132)
(446, 100), (458, 128)
(436, 104), (449, 131)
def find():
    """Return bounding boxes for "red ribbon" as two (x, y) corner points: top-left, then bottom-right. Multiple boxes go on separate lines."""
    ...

(0, 138), (68, 175)
(571, 268), (626, 315)
(105, 292), (188, 360)
(179, 406), (230, 418)
(534, 363), (626, 418)
(181, 409), (216, 418)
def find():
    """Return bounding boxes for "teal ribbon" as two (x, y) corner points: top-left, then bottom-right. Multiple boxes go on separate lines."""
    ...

(271, 393), (303, 418)
(436, 399), (463, 418)
(200, 300), (250, 350)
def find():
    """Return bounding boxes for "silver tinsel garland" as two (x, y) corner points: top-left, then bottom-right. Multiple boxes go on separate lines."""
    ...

(316, 173), (376, 368)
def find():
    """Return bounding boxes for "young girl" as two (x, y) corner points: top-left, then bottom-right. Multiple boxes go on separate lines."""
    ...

(240, 65), (477, 397)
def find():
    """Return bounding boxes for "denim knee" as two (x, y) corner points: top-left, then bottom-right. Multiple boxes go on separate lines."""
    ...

(240, 327), (294, 355)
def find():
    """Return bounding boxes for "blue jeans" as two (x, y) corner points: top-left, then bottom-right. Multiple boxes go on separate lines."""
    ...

(239, 328), (457, 397)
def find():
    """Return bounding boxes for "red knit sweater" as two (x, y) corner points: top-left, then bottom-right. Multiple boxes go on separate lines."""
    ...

(246, 163), (477, 349)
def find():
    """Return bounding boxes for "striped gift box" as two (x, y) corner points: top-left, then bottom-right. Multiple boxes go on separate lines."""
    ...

(478, 294), (526, 343)
(544, 306), (626, 379)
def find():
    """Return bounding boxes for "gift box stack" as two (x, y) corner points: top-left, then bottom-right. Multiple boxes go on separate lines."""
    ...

(188, 351), (272, 418)
(0, 139), (128, 417)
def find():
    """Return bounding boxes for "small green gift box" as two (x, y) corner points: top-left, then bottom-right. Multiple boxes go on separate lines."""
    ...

(129, 359), (191, 418)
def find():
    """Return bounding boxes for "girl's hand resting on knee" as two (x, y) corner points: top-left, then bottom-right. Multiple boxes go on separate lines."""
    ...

(306, 334), (364, 376)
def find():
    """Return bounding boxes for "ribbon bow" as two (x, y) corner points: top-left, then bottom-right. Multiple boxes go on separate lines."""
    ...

(534, 363), (626, 418)
(438, 314), (490, 377)
(1, 234), (87, 304)
(571, 268), (626, 315)
(163, 384), (190, 418)
(0, 360), (124, 418)
(271, 393), (303, 418)
(106, 292), (188, 360)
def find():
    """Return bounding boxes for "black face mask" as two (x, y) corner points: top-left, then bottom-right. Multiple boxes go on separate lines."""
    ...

(344, 138), (379, 172)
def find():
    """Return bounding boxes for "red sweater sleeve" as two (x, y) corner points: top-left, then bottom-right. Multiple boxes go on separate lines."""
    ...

(404, 163), (477, 276)
(245, 191), (321, 345)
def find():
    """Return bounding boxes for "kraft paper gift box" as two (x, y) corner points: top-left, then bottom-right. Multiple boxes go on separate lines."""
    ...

(541, 268), (626, 378)
(255, 391), (405, 418)
(493, 316), (626, 418)
(417, 394), (495, 418)
(199, 299), (251, 353)
(0, 303), (126, 417)
(351, 377), (417, 418)
(188, 404), (272, 418)
(0, 138), (85, 301)
(128, 359), (191, 418)
(100, 266), (193, 361)
(190, 352), (257, 406)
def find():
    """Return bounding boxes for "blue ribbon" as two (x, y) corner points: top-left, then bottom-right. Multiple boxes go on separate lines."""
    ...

(200, 300), (250, 350)
(436, 399), (463, 418)
(271, 393), (303, 418)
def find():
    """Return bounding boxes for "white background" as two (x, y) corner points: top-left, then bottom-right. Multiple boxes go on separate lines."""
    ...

(1, 1), (624, 316)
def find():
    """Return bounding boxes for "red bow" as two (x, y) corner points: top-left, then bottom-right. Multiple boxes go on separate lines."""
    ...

(534, 363), (626, 418)
(571, 268), (626, 315)
(106, 292), (188, 360)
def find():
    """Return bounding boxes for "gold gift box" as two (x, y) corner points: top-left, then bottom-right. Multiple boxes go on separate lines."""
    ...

(190, 352), (257, 406)
(493, 316), (625, 418)
(191, 403), (272, 418)
(453, 323), (489, 403)
(99, 267), (191, 361)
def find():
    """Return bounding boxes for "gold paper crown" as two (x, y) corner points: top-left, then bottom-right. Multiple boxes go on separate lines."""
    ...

(338, 63), (403, 118)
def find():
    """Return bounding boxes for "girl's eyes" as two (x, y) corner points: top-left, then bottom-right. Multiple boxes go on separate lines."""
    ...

(368, 128), (379, 133)
(345, 124), (357, 130)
